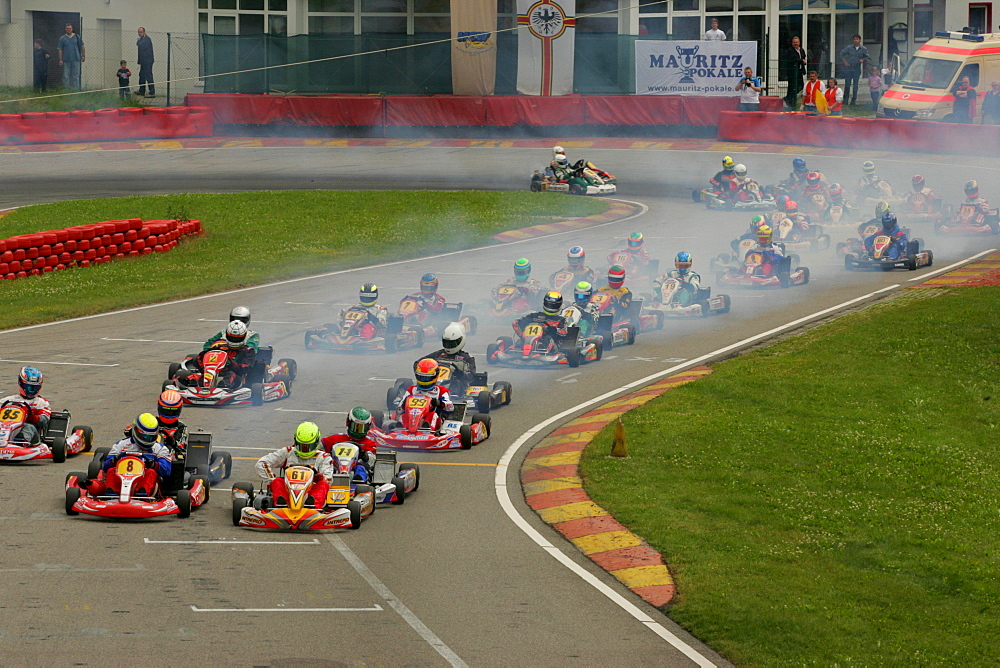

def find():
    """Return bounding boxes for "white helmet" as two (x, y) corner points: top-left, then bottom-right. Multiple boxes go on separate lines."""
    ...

(552, 145), (565, 159)
(230, 306), (251, 325)
(734, 164), (747, 178)
(225, 320), (249, 348)
(441, 322), (466, 354)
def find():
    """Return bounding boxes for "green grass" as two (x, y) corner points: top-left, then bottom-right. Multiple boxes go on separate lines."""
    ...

(580, 287), (1000, 665)
(0, 191), (606, 330)
(0, 85), (152, 113)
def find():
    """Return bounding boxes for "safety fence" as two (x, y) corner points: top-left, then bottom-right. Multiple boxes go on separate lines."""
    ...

(716, 110), (1000, 158)
(184, 93), (784, 129)
(0, 218), (202, 280)
(0, 106), (213, 145)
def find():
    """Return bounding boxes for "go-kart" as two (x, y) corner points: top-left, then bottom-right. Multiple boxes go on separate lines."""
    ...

(765, 171), (827, 200)
(606, 250), (659, 283)
(0, 401), (93, 464)
(486, 322), (602, 368)
(836, 221), (919, 256)
(857, 180), (906, 209)
(692, 182), (775, 211)
(773, 216), (831, 252)
(231, 467), (374, 530)
(844, 235), (933, 271)
(898, 193), (946, 225)
(530, 161), (617, 196)
(935, 202), (1000, 236)
(717, 249), (810, 289)
(822, 201), (861, 226)
(654, 277), (731, 318)
(589, 293), (662, 346)
(64, 454), (208, 519)
(305, 307), (422, 354)
(386, 362), (512, 415)
(371, 397), (490, 451)
(85, 431), (232, 489)
(550, 269), (589, 294)
(485, 284), (536, 322)
(164, 346), (295, 406)
(328, 442), (419, 506)
(398, 296), (477, 339)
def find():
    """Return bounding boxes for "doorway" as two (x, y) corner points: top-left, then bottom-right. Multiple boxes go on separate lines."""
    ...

(32, 10), (81, 90)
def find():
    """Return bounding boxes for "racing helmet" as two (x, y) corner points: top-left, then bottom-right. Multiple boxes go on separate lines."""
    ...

(414, 358), (440, 389)
(749, 215), (767, 233)
(552, 145), (565, 159)
(775, 194), (789, 211)
(912, 174), (925, 192)
(722, 156), (735, 171)
(420, 273), (439, 296)
(573, 281), (593, 307)
(346, 406), (373, 442)
(359, 283), (379, 306)
(792, 157), (807, 174)
(17, 366), (43, 399)
(862, 160), (876, 176)
(225, 320), (249, 349)
(542, 290), (563, 316)
(881, 212), (898, 233)
(674, 251), (693, 277)
(965, 179), (980, 198)
(567, 246), (585, 269)
(806, 171), (821, 186)
(874, 201), (892, 218)
(554, 152), (569, 168)
(157, 389), (183, 426)
(293, 421), (321, 459)
(608, 265), (626, 289)
(513, 258), (531, 282)
(785, 199), (799, 214)
(441, 322), (466, 354)
(627, 232), (644, 252)
(828, 183), (844, 198)
(757, 224), (773, 245)
(131, 413), (160, 450)
(230, 306), (251, 326)
(734, 164), (748, 178)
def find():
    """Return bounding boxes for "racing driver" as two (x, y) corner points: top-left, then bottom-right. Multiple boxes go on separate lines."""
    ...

(401, 273), (446, 315)
(654, 252), (702, 300)
(396, 359), (455, 432)
(185, 321), (257, 390)
(204, 306), (260, 352)
(549, 246), (596, 286)
(340, 283), (390, 336)
(709, 156), (737, 193)
(155, 389), (188, 455)
(415, 322), (478, 384)
(256, 422), (334, 508)
(321, 407), (378, 475)
(596, 265), (633, 317)
(79, 413), (172, 496)
(492, 258), (543, 304)
(1, 366), (51, 446)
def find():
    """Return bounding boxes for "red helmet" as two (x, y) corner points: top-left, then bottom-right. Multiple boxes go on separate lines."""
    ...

(805, 172), (821, 186)
(828, 183), (843, 198)
(965, 180), (980, 198)
(912, 174), (925, 192)
(157, 389), (183, 426)
(785, 199), (799, 214)
(608, 265), (626, 288)
(414, 358), (439, 389)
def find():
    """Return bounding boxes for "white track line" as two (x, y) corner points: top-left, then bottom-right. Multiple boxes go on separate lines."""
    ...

(274, 408), (347, 415)
(198, 318), (309, 325)
(325, 534), (468, 668)
(144, 538), (319, 545)
(191, 604), (383, 613)
(0, 359), (118, 367)
(101, 337), (202, 344)
(0, 199), (647, 337)
(907, 247), (998, 281)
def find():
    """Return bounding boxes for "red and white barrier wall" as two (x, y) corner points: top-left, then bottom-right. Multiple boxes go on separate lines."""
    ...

(0, 107), (213, 146)
(717, 110), (1000, 157)
(0, 218), (201, 280)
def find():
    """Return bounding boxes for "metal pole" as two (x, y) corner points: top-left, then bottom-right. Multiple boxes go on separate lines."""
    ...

(166, 32), (172, 105)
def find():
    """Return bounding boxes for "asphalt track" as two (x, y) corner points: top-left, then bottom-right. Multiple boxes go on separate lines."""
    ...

(0, 144), (997, 667)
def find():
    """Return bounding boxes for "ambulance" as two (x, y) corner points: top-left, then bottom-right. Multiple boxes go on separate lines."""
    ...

(879, 31), (1000, 121)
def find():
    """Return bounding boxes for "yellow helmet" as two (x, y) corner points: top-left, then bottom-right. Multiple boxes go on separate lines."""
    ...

(757, 224), (773, 245)
(722, 156), (735, 170)
(294, 421), (321, 459)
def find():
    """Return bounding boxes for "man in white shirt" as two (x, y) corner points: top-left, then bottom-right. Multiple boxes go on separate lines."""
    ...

(703, 18), (726, 41)
(736, 67), (763, 111)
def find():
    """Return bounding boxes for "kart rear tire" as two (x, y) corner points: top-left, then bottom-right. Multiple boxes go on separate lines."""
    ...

(486, 343), (499, 365)
(494, 381), (513, 405)
(844, 254), (855, 271)
(168, 362), (181, 379)
(529, 180), (542, 193)
(926, 250), (934, 267)
(390, 476), (407, 505)
(50, 436), (67, 463)
(232, 481), (255, 498)
(220, 451), (233, 479)
(65, 486), (80, 516)
(569, 183), (583, 195)
(800, 267), (811, 284)
(499, 336), (514, 348)
(190, 475), (211, 504)
(278, 358), (297, 381)
(176, 489), (192, 518)
(304, 330), (318, 350)
(370, 409), (384, 429)
(594, 341), (603, 361)
(626, 326), (637, 345)
(464, 315), (478, 336)
(250, 382), (264, 406)
(161, 379), (173, 392)
(75, 425), (94, 453)
(566, 349), (581, 368)
(386, 387), (398, 411)
(347, 499), (363, 529)
(475, 390), (491, 414)
(232, 498), (248, 526)
(459, 425), (474, 449)
(398, 464), (420, 491)
(718, 294), (732, 314)
(472, 413), (491, 437)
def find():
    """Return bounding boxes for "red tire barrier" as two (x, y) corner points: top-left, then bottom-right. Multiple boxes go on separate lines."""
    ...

(0, 106), (213, 146)
(0, 218), (202, 281)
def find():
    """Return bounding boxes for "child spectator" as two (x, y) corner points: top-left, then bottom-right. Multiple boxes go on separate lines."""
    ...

(116, 60), (132, 99)
(867, 66), (883, 111)
(32, 39), (50, 92)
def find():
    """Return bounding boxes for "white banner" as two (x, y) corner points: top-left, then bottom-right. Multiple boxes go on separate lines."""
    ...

(635, 40), (757, 96)
(516, 0), (576, 96)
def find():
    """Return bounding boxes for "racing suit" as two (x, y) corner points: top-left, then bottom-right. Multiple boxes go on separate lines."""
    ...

(858, 174), (888, 199)
(256, 446), (335, 508)
(959, 196), (992, 225)
(81, 436), (172, 496)
(0, 394), (51, 445)
(549, 265), (596, 288)
(595, 285), (633, 318)
(401, 292), (446, 314)
(158, 420), (189, 457)
(864, 224), (908, 254)
(203, 329), (260, 353)
(548, 160), (574, 181)
(654, 270), (701, 305)
(709, 169), (737, 192)
(800, 183), (831, 212)
(560, 304), (598, 337)
(416, 349), (478, 383)
(321, 433), (378, 476)
(748, 242), (786, 277)
(339, 303), (389, 339)
(396, 384), (455, 431)
(777, 211), (813, 237)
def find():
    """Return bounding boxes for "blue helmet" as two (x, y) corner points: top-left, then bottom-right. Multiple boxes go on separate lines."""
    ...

(792, 157), (807, 173)
(674, 252), (693, 276)
(567, 246), (585, 269)
(881, 212), (898, 233)
(18, 366), (43, 399)
(419, 272), (439, 295)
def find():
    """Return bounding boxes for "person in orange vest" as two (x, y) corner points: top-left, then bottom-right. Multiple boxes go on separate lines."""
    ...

(825, 78), (844, 116)
(801, 71), (825, 114)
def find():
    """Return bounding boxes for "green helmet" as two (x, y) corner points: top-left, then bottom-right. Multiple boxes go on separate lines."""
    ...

(293, 421), (321, 459)
(514, 258), (531, 282)
(874, 201), (891, 217)
(346, 406), (373, 441)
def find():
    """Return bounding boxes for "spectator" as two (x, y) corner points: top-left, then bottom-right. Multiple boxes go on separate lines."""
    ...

(981, 81), (1000, 124)
(949, 75), (978, 123)
(137, 27), (155, 97)
(839, 33), (870, 106)
(736, 66), (762, 111)
(783, 36), (808, 110)
(704, 18), (726, 41)
(32, 39), (50, 92)
(867, 66), (883, 111)
(57, 23), (85, 90)
(801, 70), (826, 114)
(825, 78), (844, 116)
(116, 60), (132, 99)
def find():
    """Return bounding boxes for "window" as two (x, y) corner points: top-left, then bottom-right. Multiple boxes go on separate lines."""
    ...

(897, 56), (960, 89)
(863, 13), (883, 44)
(914, 12), (933, 41)
(639, 16), (667, 36)
(671, 16), (701, 39)
(309, 15), (353, 33)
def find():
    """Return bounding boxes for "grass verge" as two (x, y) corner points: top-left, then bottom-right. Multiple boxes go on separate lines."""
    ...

(0, 191), (607, 330)
(580, 286), (999, 665)
(0, 86), (151, 113)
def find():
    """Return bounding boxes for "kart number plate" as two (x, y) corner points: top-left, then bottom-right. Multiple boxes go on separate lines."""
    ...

(873, 235), (891, 257)
(116, 458), (143, 476)
(286, 468), (312, 483)
(334, 445), (358, 458)
(614, 253), (629, 264)
(498, 286), (516, 296)
(436, 366), (452, 381)
(0, 406), (25, 422)
(204, 349), (227, 364)
(345, 311), (365, 321)
(407, 397), (429, 409)
(399, 300), (420, 313)
(523, 324), (544, 337)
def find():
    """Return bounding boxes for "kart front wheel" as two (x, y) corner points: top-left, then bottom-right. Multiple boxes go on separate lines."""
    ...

(391, 476), (407, 505)
(370, 409), (384, 429)
(566, 349), (581, 368)
(161, 379), (173, 392)
(486, 343), (499, 365)
(399, 464), (420, 491)
(347, 499), (363, 529)
(65, 486), (80, 516)
(168, 362), (181, 379)
(50, 436), (67, 463)
(459, 425), (474, 449)
(232, 498), (249, 526)
(176, 489), (192, 518)
(494, 381), (513, 406)
(250, 382), (264, 406)
(475, 390), (491, 414)
(75, 425), (94, 453)
(278, 358), (297, 381)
